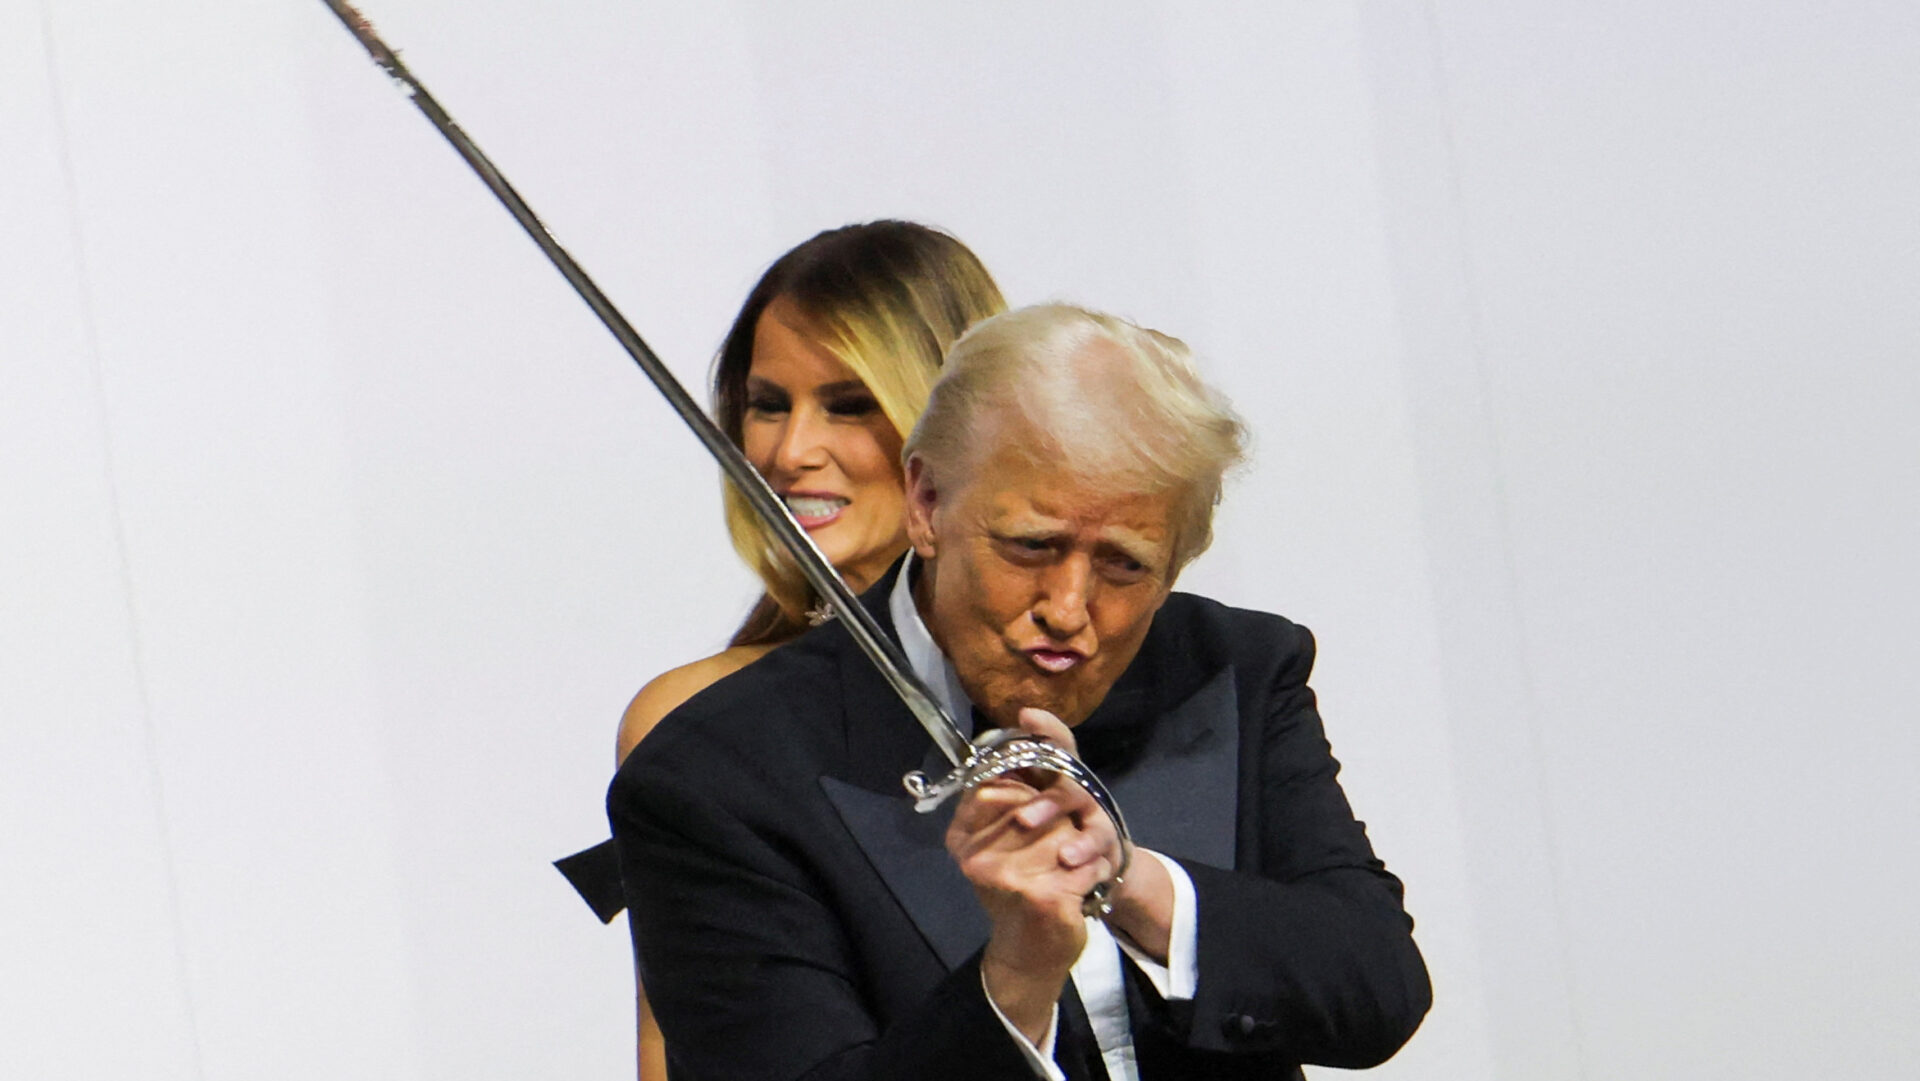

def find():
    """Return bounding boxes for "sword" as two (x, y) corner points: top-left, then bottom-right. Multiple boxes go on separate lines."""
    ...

(319, 0), (1131, 912)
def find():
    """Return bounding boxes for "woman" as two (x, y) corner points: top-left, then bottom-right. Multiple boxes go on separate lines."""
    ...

(617, 220), (1003, 753)
(566, 220), (1005, 1078)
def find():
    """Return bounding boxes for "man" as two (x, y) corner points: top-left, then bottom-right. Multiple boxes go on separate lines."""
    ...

(611, 304), (1430, 1081)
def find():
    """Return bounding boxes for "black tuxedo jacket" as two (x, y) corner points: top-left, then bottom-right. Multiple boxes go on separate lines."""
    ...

(609, 564), (1429, 1081)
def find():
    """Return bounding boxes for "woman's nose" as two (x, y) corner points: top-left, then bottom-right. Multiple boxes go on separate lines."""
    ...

(770, 407), (831, 474)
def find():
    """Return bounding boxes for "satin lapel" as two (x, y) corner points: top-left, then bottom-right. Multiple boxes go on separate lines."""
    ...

(820, 776), (987, 970)
(821, 562), (989, 971)
(830, 560), (940, 782)
(1099, 666), (1240, 872)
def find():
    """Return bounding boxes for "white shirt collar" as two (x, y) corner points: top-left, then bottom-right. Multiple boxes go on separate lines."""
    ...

(887, 552), (975, 739)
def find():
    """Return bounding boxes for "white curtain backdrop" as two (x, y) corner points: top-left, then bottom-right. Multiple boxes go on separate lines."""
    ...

(5, 2), (1915, 1079)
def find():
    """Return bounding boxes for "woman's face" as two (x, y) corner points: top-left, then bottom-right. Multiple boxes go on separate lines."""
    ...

(741, 296), (909, 594)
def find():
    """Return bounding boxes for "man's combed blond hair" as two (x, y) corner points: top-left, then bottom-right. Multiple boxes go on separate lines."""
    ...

(904, 304), (1246, 572)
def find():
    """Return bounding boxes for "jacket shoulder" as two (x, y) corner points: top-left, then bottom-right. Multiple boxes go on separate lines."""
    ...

(614, 619), (850, 783)
(1156, 591), (1315, 673)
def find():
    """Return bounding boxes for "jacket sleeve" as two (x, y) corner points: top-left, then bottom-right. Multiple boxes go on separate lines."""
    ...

(1132, 620), (1432, 1069)
(610, 752), (1040, 1081)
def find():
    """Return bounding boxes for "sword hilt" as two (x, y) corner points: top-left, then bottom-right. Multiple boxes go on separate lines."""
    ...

(903, 729), (1133, 918)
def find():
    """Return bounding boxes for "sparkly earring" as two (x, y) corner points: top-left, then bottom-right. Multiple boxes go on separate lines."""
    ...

(805, 598), (837, 626)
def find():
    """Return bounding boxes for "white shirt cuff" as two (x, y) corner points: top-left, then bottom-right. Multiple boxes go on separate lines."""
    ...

(1111, 849), (1199, 1002)
(981, 968), (1068, 1081)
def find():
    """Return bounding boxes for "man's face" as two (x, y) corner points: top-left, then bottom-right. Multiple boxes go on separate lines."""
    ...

(907, 444), (1178, 729)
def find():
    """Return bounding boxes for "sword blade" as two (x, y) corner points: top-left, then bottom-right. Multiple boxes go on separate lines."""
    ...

(319, 0), (972, 766)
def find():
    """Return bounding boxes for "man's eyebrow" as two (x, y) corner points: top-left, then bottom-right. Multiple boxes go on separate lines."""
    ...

(1099, 530), (1166, 566)
(990, 513), (1069, 537)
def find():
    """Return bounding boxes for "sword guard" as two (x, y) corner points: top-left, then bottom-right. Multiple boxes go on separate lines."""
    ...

(902, 728), (1032, 812)
(901, 727), (1133, 919)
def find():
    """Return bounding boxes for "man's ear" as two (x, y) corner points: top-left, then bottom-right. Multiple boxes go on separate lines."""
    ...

(904, 455), (939, 559)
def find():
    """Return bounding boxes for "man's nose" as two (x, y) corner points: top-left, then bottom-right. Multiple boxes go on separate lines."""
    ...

(1032, 554), (1093, 641)
(770, 408), (830, 474)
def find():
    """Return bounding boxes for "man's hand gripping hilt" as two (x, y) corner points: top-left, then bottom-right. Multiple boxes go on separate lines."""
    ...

(903, 729), (1133, 918)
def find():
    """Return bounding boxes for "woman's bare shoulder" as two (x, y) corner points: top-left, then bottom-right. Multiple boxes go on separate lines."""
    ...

(616, 643), (777, 764)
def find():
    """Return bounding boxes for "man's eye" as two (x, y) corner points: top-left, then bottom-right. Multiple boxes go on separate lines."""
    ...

(1000, 537), (1052, 560)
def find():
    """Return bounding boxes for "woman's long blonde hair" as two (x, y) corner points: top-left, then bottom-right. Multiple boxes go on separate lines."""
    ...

(713, 221), (1006, 647)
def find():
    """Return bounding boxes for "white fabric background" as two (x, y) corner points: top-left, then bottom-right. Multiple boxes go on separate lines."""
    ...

(4, 2), (1915, 1079)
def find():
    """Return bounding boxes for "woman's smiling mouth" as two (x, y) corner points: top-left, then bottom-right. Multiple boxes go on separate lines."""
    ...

(783, 492), (849, 528)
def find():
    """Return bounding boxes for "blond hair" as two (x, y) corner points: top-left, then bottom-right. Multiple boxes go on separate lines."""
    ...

(904, 304), (1246, 571)
(714, 222), (1006, 646)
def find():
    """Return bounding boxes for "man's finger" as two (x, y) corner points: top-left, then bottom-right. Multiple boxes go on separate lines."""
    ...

(951, 777), (1038, 825)
(1016, 706), (1078, 755)
(1058, 832), (1102, 869)
(1013, 794), (1067, 830)
(948, 778), (1055, 858)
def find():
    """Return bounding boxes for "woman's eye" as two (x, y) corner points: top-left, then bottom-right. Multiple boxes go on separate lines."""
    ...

(827, 396), (880, 418)
(746, 395), (787, 415)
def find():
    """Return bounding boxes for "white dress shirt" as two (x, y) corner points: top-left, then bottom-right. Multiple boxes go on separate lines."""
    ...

(888, 557), (1199, 1081)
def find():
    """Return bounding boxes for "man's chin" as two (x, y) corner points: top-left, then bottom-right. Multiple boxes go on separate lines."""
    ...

(1009, 687), (1096, 729)
(967, 668), (1099, 730)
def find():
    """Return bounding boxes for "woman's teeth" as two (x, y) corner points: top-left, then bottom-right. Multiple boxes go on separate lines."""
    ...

(785, 495), (847, 521)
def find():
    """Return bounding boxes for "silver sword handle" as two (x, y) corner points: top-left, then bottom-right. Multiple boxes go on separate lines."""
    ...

(903, 729), (1134, 918)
